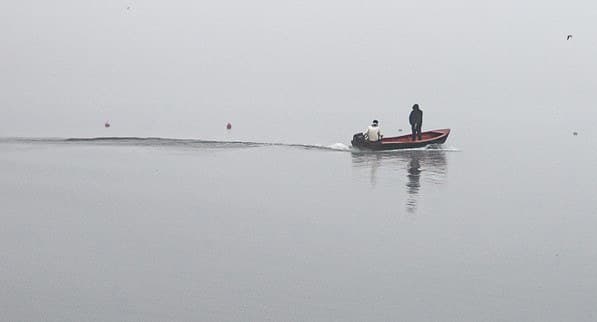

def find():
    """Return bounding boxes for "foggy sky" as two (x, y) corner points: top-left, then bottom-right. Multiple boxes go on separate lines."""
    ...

(2, 0), (596, 144)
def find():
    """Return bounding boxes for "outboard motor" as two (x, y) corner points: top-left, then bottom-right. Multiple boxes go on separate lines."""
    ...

(351, 132), (367, 147)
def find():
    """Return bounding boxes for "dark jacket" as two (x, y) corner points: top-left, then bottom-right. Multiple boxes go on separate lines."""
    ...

(409, 108), (423, 126)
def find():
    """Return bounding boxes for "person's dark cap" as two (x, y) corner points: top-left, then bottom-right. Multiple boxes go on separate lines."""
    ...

(372, 119), (379, 124)
(413, 104), (419, 109)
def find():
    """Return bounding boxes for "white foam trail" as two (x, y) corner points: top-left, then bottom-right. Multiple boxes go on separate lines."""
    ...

(327, 143), (352, 151)
(425, 145), (460, 152)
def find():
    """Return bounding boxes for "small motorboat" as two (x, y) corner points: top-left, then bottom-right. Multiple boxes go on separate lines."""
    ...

(351, 128), (450, 151)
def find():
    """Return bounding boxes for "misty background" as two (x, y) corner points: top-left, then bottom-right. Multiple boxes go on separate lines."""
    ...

(2, 0), (596, 145)
(3, 2), (597, 320)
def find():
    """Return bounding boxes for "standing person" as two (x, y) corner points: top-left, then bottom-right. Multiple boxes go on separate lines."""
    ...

(409, 104), (423, 141)
(364, 120), (383, 142)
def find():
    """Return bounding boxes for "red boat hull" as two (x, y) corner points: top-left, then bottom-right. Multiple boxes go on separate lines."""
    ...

(352, 129), (450, 151)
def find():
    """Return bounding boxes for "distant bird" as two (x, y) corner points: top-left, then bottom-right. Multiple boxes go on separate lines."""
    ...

(566, 34), (573, 40)
(105, 121), (111, 128)
(226, 122), (232, 130)
(573, 131), (578, 136)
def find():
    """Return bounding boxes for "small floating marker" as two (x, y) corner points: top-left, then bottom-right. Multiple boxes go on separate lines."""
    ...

(573, 131), (578, 136)
(226, 122), (232, 130)
(105, 121), (111, 128)
(566, 34), (573, 40)
(398, 128), (403, 132)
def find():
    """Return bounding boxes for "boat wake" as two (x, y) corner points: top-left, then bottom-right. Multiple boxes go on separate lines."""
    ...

(1, 137), (354, 152)
(0, 137), (458, 153)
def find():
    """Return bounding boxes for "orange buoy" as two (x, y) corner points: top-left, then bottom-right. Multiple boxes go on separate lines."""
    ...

(226, 122), (232, 130)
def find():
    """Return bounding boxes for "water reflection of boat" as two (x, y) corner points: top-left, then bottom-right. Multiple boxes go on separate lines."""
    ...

(351, 150), (448, 213)
(401, 150), (447, 212)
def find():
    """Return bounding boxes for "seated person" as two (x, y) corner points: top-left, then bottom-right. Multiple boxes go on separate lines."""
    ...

(364, 120), (383, 142)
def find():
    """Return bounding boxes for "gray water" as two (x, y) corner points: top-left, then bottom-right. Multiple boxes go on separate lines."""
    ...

(1, 134), (596, 321)
(3, 0), (597, 320)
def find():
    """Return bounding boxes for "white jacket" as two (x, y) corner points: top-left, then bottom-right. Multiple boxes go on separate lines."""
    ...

(365, 125), (382, 141)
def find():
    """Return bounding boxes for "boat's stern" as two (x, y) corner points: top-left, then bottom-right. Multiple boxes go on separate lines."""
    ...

(351, 132), (367, 148)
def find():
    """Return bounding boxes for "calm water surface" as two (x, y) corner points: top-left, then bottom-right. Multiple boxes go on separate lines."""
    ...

(1, 136), (596, 321)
